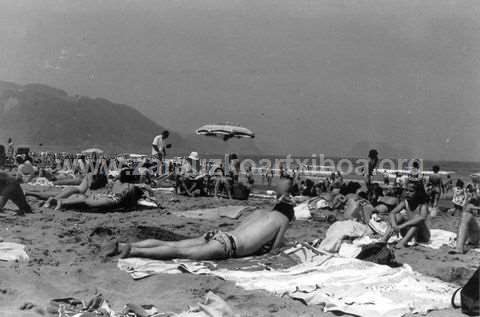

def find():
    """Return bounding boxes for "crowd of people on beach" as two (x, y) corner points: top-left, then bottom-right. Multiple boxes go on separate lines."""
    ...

(1, 134), (479, 262)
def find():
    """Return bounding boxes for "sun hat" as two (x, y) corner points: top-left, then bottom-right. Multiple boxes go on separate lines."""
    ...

(188, 151), (199, 161)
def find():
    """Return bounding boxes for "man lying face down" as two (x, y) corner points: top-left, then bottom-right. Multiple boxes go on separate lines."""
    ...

(104, 178), (296, 260)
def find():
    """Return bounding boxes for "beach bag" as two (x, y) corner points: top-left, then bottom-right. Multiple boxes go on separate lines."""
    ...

(451, 267), (480, 316)
(231, 183), (250, 200)
(356, 242), (398, 267)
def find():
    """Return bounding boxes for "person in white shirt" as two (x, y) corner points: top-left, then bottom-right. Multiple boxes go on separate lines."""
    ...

(151, 131), (170, 161)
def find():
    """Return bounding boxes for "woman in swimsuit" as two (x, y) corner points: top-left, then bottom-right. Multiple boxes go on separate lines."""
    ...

(389, 181), (430, 248)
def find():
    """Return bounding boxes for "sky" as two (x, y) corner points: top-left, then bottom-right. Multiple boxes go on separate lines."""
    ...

(0, 0), (479, 161)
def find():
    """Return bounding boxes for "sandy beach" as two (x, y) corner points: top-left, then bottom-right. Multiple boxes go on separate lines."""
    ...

(0, 185), (476, 317)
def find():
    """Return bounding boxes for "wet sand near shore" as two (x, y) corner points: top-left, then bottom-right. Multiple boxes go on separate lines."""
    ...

(0, 186), (476, 316)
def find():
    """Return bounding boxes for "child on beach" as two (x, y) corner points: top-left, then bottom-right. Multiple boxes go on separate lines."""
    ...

(104, 178), (295, 260)
(389, 181), (430, 248)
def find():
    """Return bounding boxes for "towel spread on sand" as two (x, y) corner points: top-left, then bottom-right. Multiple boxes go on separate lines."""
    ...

(118, 247), (456, 317)
(172, 206), (249, 220)
(0, 242), (29, 262)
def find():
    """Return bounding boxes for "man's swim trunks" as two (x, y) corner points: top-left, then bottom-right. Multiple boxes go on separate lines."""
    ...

(204, 230), (237, 258)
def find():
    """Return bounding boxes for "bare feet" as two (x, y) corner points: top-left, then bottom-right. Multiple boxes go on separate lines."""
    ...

(103, 241), (119, 257)
(118, 243), (131, 258)
(44, 198), (53, 208)
(55, 200), (62, 211)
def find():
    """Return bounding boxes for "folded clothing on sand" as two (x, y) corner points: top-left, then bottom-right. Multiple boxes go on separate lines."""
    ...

(318, 220), (373, 253)
(0, 242), (29, 262)
(49, 291), (236, 317)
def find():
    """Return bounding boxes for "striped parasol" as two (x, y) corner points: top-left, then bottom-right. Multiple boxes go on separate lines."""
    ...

(196, 123), (255, 140)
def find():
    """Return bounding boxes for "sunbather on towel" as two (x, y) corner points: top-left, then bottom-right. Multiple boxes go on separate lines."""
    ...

(52, 170), (152, 212)
(0, 172), (32, 215)
(104, 178), (295, 260)
(390, 181), (430, 248)
(25, 173), (108, 209)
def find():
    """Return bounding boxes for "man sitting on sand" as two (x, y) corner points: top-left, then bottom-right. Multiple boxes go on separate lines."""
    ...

(176, 152), (206, 197)
(104, 178), (295, 260)
(389, 181), (430, 248)
(0, 172), (32, 215)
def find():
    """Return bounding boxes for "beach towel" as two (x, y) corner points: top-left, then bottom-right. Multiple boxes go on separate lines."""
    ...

(0, 242), (29, 262)
(118, 249), (456, 317)
(418, 229), (480, 252)
(172, 206), (249, 220)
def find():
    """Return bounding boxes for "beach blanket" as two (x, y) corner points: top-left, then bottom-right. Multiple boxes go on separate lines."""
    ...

(417, 229), (480, 252)
(0, 242), (29, 262)
(172, 206), (250, 220)
(28, 177), (54, 187)
(118, 247), (456, 317)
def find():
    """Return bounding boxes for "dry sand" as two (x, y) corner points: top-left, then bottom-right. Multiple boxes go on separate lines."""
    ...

(0, 186), (476, 316)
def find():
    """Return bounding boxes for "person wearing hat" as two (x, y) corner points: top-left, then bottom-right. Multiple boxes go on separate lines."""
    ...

(176, 151), (205, 197)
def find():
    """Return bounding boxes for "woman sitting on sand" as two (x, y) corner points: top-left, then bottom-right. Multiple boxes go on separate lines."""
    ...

(25, 173), (108, 209)
(43, 169), (153, 212)
(104, 179), (295, 260)
(0, 172), (32, 215)
(451, 191), (480, 254)
(389, 181), (430, 248)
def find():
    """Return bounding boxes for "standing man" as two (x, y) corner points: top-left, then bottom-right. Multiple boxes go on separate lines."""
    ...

(152, 130), (169, 175)
(7, 138), (14, 160)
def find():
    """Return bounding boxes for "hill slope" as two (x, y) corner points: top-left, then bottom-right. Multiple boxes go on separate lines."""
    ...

(0, 81), (260, 155)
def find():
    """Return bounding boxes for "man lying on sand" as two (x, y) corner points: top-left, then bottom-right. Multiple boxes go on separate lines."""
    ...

(104, 178), (295, 260)
(389, 181), (430, 248)
(0, 172), (32, 215)
(25, 173), (108, 209)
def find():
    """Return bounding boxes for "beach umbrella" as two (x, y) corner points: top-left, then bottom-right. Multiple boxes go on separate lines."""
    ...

(82, 148), (104, 154)
(196, 123), (255, 141)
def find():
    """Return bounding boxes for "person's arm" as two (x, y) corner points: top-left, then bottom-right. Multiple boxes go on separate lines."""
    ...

(389, 201), (406, 228)
(270, 222), (289, 252)
(397, 204), (428, 229)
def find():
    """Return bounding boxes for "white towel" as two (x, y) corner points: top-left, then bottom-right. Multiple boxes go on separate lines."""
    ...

(0, 242), (29, 262)
(118, 250), (456, 317)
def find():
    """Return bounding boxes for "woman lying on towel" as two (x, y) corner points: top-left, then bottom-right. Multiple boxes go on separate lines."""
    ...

(41, 170), (153, 212)
(104, 178), (295, 260)
(25, 173), (108, 209)
(389, 181), (430, 248)
(0, 172), (32, 215)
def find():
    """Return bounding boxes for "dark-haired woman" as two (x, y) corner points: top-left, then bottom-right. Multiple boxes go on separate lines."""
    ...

(389, 181), (430, 248)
